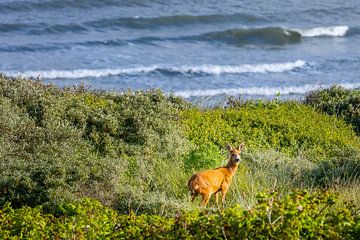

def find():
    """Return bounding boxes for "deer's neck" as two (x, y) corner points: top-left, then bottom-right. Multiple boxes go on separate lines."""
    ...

(226, 161), (238, 177)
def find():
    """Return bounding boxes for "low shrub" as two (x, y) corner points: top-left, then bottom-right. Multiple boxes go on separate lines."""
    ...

(0, 96), (111, 208)
(0, 76), (191, 211)
(181, 102), (360, 161)
(183, 144), (225, 173)
(305, 86), (360, 134)
(1, 191), (359, 239)
(0, 198), (118, 239)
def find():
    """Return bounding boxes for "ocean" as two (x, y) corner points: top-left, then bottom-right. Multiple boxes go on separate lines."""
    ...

(1, 0), (360, 103)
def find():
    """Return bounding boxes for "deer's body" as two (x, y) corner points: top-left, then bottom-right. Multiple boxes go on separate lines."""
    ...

(188, 144), (244, 207)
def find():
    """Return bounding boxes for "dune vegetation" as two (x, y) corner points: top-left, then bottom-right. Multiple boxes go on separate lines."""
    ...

(0, 75), (359, 239)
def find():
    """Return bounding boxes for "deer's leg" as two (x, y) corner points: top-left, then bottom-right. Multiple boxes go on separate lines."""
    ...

(221, 187), (229, 205)
(201, 192), (212, 207)
(190, 192), (198, 202)
(215, 192), (219, 205)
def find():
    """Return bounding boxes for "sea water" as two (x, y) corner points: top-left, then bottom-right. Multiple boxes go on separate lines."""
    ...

(1, 0), (360, 103)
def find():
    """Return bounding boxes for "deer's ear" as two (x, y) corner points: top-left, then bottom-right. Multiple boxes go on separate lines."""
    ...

(238, 143), (245, 151)
(227, 144), (233, 151)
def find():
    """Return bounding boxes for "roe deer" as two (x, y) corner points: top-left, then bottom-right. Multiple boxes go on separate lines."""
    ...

(188, 143), (245, 207)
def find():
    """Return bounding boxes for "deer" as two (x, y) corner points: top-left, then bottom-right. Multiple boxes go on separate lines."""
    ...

(188, 143), (245, 207)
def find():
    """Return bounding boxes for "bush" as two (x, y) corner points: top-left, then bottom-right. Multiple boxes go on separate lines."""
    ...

(0, 76), (191, 211)
(0, 95), (109, 208)
(1, 191), (359, 239)
(111, 190), (360, 239)
(305, 86), (360, 134)
(181, 102), (360, 161)
(183, 144), (225, 173)
(64, 89), (190, 159)
(0, 198), (118, 239)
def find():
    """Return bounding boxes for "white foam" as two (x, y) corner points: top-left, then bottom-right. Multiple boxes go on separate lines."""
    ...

(174, 82), (360, 98)
(4, 66), (159, 79)
(294, 25), (349, 37)
(4, 60), (306, 79)
(172, 60), (306, 75)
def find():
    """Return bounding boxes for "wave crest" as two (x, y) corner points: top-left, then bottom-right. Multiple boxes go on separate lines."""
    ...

(4, 67), (158, 79)
(166, 60), (306, 75)
(197, 27), (302, 45)
(196, 25), (350, 46)
(4, 60), (306, 79)
(175, 82), (360, 98)
(293, 25), (349, 37)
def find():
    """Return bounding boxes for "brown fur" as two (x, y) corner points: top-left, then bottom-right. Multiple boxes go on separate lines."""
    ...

(188, 143), (245, 207)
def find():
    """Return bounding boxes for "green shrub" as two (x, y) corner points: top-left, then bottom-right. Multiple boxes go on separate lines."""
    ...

(0, 76), (191, 211)
(305, 86), (360, 134)
(183, 144), (225, 172)
(181, 102), (360, 161)
(122, 190), (360, 239)
(0, 198), (118, 239)
(1, 191), (359, 239)
(0, 95), (119, 208)
(217, 190), (360, 239)
(64, 89), (190, 158)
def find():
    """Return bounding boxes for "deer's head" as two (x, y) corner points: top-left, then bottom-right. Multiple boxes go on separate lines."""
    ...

(227, 143), (245, 165)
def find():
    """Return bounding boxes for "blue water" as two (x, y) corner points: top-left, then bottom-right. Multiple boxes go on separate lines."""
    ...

(1, 0), (360, 102)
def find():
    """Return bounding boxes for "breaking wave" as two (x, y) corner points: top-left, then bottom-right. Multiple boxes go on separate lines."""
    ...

(196, 25), (350, 46)
(174, 82), (360, 98)
(293, 25), (349, 37)
(0, 24), (351, 52)
(4, 60), (306, 79)
(197, 27), (302, 45)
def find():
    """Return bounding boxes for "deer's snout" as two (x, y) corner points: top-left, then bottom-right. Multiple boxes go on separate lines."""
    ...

(234, 158), (240, 163)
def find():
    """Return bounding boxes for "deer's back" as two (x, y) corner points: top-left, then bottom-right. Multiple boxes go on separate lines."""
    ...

(188, 167), (230, 193)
